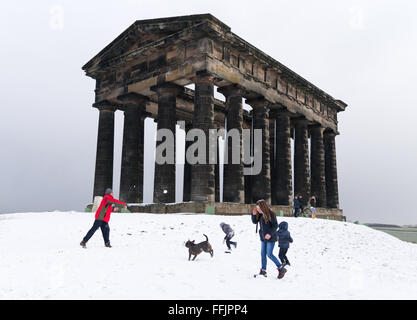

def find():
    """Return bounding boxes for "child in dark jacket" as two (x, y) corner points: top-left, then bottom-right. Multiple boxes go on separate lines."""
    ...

(277, 221), (293, 267)
(220, 222), (237, 251)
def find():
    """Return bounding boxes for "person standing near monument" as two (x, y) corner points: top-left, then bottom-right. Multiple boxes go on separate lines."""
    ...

(293, 195), (301, 217)
(310, 195), (317, 219)
(252, 199), (287, 279)
(80, 188), (127, 248)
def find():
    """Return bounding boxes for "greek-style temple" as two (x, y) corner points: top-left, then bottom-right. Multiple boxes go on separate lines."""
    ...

(82, 14), (347, 219)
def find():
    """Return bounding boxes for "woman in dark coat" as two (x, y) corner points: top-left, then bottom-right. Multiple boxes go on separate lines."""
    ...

(251, 199), (287, 279)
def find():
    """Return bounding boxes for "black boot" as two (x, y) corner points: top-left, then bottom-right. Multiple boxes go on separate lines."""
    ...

(105, 242), (112, 248)
(259, 269), (267, 277)
(80, 240), (86, 248)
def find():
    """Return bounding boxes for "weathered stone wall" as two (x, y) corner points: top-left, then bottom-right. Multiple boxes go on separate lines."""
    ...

(127, 202), (345, 221)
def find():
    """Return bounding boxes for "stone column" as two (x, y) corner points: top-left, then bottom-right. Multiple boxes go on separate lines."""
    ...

(246, 97), (271, 204)
(151, 83), (181, 203)
(293, 118), (311, 202)
(183, 122), (193, 202)
(324, 130), (339, 208)
(215, 140), (220, 202)
(269, 116), (276, 204)
(92, 100), (116, 198)
(274, 110), (293, 206)
(218, 85), (245, 203)
(310, 125), (327, 207)
(244, 123), (253, 204)
(117, 93), (147, 204)
(191, 73), (216, 202)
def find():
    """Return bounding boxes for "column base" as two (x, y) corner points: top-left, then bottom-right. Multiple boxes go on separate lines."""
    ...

(121, 201), (345, 220)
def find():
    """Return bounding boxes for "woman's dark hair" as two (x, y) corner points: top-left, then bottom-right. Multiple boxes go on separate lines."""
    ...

(256, 199), (275, 223)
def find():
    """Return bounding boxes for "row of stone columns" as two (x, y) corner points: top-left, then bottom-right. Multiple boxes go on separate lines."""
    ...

(92, 79), (339, 209)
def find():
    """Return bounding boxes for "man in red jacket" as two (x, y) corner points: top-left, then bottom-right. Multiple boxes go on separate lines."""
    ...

(80, 188), (127, 248)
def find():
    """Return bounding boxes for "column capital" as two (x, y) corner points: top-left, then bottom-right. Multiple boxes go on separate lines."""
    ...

(150, 82), (183, 95)
(245, 96), (270, 109)
(292, 117), (310, 126)
(324, 129), (338, 137)
(117, 92), (149, 105)
(217, 84), (245, 97)
(275, 108), (293, 118)
(191, 70), (216, 83)
(92, 100), (118, 112)
(309, 123), (325, 133)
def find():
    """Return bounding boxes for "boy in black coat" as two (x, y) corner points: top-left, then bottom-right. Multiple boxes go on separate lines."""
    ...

(293, 195), (301, 217)
(277, 221), (293, 267)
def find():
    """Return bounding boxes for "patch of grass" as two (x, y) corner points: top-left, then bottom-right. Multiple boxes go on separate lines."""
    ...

(370, 226), (417, 244)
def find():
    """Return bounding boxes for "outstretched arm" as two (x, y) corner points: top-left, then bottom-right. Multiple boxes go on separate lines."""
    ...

(107, 198), (127, 211)
(108, 198), (127, 207)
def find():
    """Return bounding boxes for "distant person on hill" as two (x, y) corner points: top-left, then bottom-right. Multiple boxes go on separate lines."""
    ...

(80, 188), (127, 248)
(220, 222), (237, 252)
(277, 221), (293, 267)
(293, 195), (301, 217)
(310, 195), (317, 219)
(252, 199), (287, 279)
(298, 194), (305, 212)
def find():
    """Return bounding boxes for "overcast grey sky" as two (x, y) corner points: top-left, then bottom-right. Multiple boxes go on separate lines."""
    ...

(1, 0), (416, 225)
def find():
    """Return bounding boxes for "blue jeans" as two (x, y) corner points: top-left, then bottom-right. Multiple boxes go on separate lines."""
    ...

(260, 241), (282, 270)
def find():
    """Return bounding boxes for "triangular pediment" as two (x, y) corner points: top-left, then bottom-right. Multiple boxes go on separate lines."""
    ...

(82, 14), (230, 72)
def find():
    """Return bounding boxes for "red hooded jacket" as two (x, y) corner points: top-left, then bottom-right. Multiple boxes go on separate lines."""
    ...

(94, 194), (127, 223)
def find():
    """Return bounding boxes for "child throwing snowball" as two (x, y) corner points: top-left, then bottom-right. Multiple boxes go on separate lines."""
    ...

(220, 222), (237, 252)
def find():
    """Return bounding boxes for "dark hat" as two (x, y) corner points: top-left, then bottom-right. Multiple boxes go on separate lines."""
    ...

(105, 188), (113, 195)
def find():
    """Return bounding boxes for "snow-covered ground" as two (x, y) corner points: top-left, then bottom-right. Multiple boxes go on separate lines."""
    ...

(1, 211), (417, 300)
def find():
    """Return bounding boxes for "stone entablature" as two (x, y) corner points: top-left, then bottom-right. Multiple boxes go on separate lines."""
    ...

(83, 14), (346, 133)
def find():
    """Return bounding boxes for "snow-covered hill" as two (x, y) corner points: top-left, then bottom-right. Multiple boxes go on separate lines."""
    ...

(1, 211), (416, 299)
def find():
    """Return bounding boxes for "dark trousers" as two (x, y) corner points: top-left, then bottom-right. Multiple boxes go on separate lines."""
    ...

(294, 207), (300, 217)
(278, 248), (290, 265)
(225, 234), (237, 250)
(83, 220), (110, 245)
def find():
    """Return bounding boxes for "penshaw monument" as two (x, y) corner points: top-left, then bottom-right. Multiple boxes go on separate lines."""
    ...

(82, 14), (347, 219)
